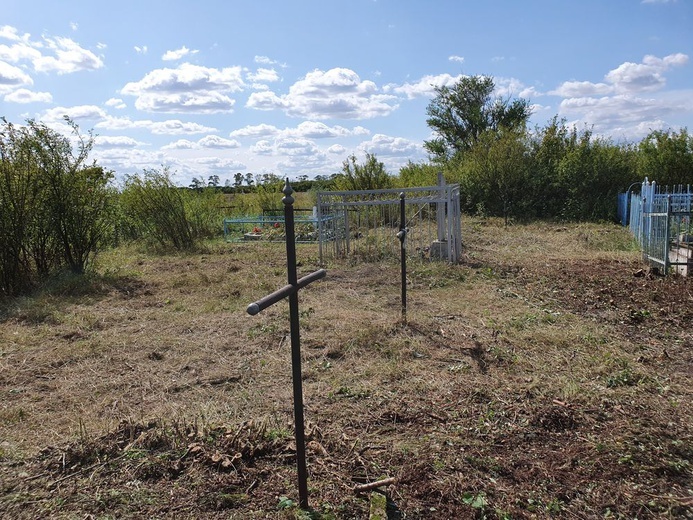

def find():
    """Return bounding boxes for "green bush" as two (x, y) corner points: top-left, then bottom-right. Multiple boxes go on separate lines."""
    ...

(0, 117), (115, 296)
(120, 168), (225, 250)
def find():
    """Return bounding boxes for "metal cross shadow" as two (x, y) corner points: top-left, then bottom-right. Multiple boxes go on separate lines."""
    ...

(246, 180), (326, 509)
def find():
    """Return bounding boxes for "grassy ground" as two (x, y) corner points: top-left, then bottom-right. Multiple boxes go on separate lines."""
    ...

(0, 218), (691, 519)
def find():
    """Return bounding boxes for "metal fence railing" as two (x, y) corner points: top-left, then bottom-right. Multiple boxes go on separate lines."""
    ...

(315, 175), (462, 264)
(625, 178), (692, 275)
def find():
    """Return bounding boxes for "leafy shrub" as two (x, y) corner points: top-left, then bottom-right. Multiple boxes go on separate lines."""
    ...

(121, 168), (225, 250)
(0, 117), (115, 295)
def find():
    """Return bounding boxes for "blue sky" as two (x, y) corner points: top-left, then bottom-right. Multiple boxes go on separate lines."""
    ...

(1, 0), (691, 186)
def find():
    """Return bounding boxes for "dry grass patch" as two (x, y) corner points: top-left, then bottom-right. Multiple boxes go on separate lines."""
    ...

(1, 218), (691, 519)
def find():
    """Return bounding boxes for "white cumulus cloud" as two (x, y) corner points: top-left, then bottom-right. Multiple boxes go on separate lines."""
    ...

(198, 135), (241, 148)
(545, 53), (692, 139)
(94, 135), (145, 149)
(246, 67), (399, 119)
(148, 119), (218, 135)
(33, 36), (103, 74)
(605, 53), (688, 93)
(96, 116), (216, 135)
(275, 137), (318, 157)
(0, 27), (102, 77)
(4, 88), (52, 103)
(133, 91), (237, 114)
(358, 134), (423, 158)
(105, 97), (126, 109)
(246, 68), (280, 84)
(0, 26), (25, 42)
(121, 63), (245, 113)
(549, 81), (613, 97)
(0, 61), (33, 89)
(250, 140), (275, 155)
(194, 157), (247, 171)
(558, 94), (683, 139)
(162, 46), (199, 61)
(387, 73), (463, 99)
(230, 124), (280, 138)
(254, 55), (287, 68)
(43, 104), (107, 123)
(162, 139), (197, 150)
(283, 121), (351, 139)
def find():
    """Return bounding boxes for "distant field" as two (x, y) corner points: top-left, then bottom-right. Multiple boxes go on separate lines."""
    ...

(1, 218), (691, 519)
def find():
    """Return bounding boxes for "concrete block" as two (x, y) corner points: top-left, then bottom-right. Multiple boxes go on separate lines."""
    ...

(430, 240), (448, 261)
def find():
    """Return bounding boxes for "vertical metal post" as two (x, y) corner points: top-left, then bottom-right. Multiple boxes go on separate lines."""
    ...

(317, 193), (323, 265)
(397, 192), (407, 323)
(641, 197), (647, 260)
(282, 180), (309, 509)
(437, 172), (445, 242)
(343, 194), (350, 256)
(664, 195), (672, 275)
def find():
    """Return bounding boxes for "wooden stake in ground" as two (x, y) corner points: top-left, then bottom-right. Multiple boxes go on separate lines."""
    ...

(246, 179), (326, 510)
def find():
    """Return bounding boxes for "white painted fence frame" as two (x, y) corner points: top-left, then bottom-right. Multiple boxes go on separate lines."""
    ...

(315, 175), (462, 264)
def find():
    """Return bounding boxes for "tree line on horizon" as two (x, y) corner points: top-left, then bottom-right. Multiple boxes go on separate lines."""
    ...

(192, 75), (693, 225)
(1, 75), (692, 296)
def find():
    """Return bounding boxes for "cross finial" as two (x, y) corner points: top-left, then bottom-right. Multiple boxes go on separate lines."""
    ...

(283, 178), (295, 205)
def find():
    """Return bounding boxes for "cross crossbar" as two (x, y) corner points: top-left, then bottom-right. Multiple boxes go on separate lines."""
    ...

(247, 269), (326, 316)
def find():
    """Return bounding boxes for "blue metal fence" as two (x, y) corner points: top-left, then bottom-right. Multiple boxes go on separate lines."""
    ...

(625, 178), (692, 275)
(617, 192), (629, 226)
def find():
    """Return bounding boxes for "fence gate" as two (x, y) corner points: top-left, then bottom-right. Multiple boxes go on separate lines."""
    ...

(628, 178), (692, 275)
(316, 175), (461, 264)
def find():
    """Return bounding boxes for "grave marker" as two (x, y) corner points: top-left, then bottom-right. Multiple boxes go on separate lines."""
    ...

(246, 180), (326, 509)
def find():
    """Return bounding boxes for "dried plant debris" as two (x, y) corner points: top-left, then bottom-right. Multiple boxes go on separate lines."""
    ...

(0, 219), (691, 518)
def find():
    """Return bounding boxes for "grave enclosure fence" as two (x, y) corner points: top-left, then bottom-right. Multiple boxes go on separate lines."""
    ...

(222, 179), (463, 267)
(315, 179), (462, 265)
(625, 178), (692, 276)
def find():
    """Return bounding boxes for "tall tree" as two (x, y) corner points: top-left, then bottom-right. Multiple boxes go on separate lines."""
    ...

(189, 177), (205, 191)
(424, 75), (532, 162)
(207, 174), (220, 188)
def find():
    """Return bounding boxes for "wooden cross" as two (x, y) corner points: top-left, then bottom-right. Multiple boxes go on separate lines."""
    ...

(246, 180), (326, 509)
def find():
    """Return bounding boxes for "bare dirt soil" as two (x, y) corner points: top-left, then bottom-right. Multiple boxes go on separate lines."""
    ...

(0, 219), (691, 519)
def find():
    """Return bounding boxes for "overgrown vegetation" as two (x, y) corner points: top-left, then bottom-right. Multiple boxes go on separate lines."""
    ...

(0, 117), (115, 296)
(120, 167), (224, 250)
(2, 74), (692, 298)
(424, 74), (532, 162)
(333, 152), (393, 191)
(400, 76), (693, 224)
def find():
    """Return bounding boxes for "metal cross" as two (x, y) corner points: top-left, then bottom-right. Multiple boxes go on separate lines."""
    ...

(246, 179), (326, 509)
